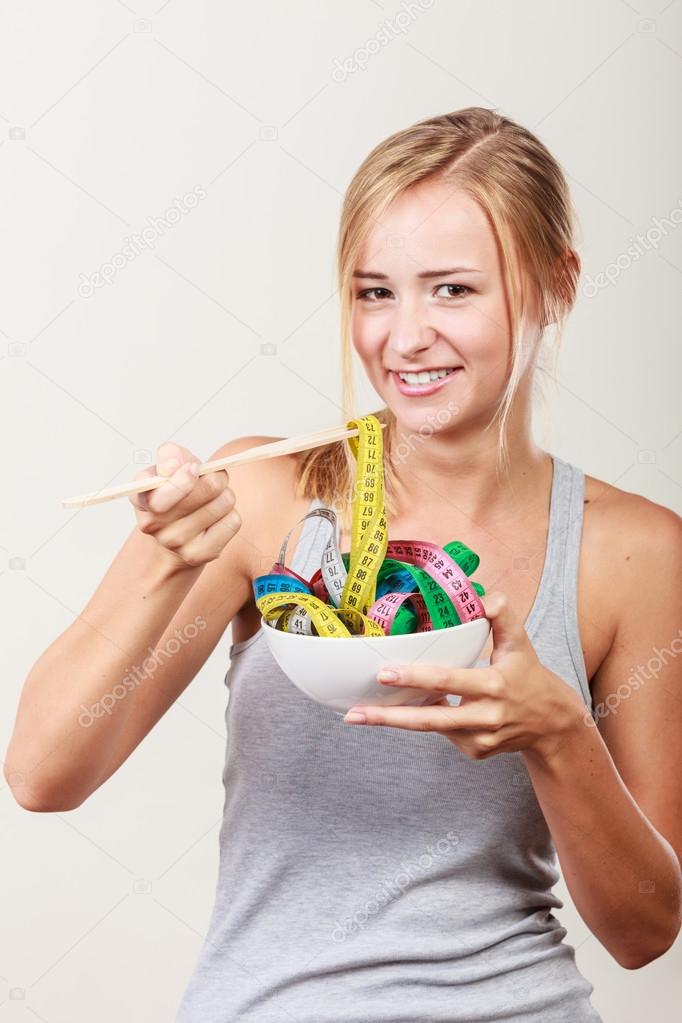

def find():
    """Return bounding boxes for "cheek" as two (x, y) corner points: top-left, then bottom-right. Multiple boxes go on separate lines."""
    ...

(351, 311), (383, 363)
(456, 302), (510, 365)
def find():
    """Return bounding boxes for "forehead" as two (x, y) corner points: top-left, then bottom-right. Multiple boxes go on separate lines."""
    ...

(357, 178), (499, 272)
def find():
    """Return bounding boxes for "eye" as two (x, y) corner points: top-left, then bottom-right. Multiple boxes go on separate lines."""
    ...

(355, 284), (472, 303)
(356, 287), (392, 302)
(435, 284), (472, 299)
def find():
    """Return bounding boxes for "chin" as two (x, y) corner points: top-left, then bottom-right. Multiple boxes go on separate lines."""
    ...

(394, 407), (457, 441)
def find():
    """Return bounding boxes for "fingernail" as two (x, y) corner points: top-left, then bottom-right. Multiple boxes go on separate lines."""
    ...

(189, 462), (200, 478)
(377, 669), (399, 682)
(161, 458), (180, 476)
(344, 711), (367, 723)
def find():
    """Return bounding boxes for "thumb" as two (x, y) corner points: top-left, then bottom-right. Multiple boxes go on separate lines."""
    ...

(156, 441), (197, 477)
(480, 590), (526, 662)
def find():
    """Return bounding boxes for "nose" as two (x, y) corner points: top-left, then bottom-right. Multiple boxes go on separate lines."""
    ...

(386, 307), (438, 362)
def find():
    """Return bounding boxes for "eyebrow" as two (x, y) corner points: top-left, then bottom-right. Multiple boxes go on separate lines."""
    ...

(352, 266), (482, 280)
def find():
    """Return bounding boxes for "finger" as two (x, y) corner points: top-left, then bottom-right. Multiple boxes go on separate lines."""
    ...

(154, 487), (236, 549)
(175, 507), (242, 566)
(130, 466), (161, 513)
(343, 700), (499, 732)
(147, 440), (208, 515)
(481, 590), (528, 659)
(377, 662), (501, 698)
(135, 470), (231, 531)
(130, 446), (195, 514)
(146, 461), (200, 515)
(156, 441), (194, 476)
(150, 466), (231, 522)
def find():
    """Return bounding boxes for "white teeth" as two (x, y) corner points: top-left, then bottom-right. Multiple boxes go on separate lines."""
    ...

(397, 368), (456, 385)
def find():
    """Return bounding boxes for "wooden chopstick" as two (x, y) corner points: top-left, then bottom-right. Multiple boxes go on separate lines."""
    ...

(62, 421), (387, 509)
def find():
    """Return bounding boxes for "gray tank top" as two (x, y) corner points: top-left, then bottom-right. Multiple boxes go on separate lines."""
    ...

(175, 454), (603, 1023)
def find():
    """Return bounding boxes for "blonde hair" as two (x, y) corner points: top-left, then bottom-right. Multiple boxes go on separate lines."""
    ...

(295, 106), (581, 536)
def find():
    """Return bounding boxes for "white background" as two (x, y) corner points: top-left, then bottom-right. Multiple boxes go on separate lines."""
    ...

(1, 1), (681, 1021)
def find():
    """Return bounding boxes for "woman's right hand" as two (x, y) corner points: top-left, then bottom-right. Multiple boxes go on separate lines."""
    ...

(129, 442), (242, 569)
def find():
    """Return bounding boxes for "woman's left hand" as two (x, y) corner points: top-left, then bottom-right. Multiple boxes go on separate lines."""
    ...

(343, 591), (586, 762)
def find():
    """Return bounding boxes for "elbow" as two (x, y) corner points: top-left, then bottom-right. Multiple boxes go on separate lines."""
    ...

(617, 950), (656, 971)
(618, 945), (672, 971)
(616, 916), (682, 971)
(11, 791), (84, 813)
(4, 763), (84, 813)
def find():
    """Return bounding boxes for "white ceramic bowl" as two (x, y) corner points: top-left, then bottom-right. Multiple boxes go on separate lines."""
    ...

(259, 616), (491, 715)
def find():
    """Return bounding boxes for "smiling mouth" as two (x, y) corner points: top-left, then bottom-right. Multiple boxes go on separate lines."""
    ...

(394, 367), (460, 385)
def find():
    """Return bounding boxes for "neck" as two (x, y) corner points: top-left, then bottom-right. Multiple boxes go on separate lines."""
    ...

(385, 392), (549, 524)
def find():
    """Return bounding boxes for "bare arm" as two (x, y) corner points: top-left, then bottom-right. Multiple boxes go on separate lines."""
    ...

(4, 435), (276, 812)
(522, 498), (682, 969)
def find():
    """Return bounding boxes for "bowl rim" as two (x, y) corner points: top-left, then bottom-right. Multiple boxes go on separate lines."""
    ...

(258, 615), (490, 645)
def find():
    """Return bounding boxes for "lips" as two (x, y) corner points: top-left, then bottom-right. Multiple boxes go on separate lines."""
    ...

(391, 367), (461, 375)
(390, 367), (462, 397)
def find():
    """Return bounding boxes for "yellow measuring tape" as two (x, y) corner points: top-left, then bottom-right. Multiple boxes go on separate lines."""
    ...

(254, 414), (486, 638)
(255, 416), (388, 638)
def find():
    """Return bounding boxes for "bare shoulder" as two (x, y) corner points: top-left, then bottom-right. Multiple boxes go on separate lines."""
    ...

(207, 434), (309, 582)
(582, 470), (682, 655)
(583, 470), (682, 554)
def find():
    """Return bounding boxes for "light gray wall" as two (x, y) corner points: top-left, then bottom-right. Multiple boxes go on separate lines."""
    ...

(1, 1), (680, 1020)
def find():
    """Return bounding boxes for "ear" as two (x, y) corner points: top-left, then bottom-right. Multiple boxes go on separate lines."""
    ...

(541, 248), (581, 327)
(565, 247), (581, 283)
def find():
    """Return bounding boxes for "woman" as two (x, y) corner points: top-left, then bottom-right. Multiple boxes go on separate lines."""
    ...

(6, 107), (681, 1022)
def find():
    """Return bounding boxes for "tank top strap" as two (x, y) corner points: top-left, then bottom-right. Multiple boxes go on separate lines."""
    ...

(558, 455), (587, 611)
(522, 454), (592, 707)
(556, 455), (591, 698)
(523, 454), (583, 625)
(523, 455), (569, 633)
